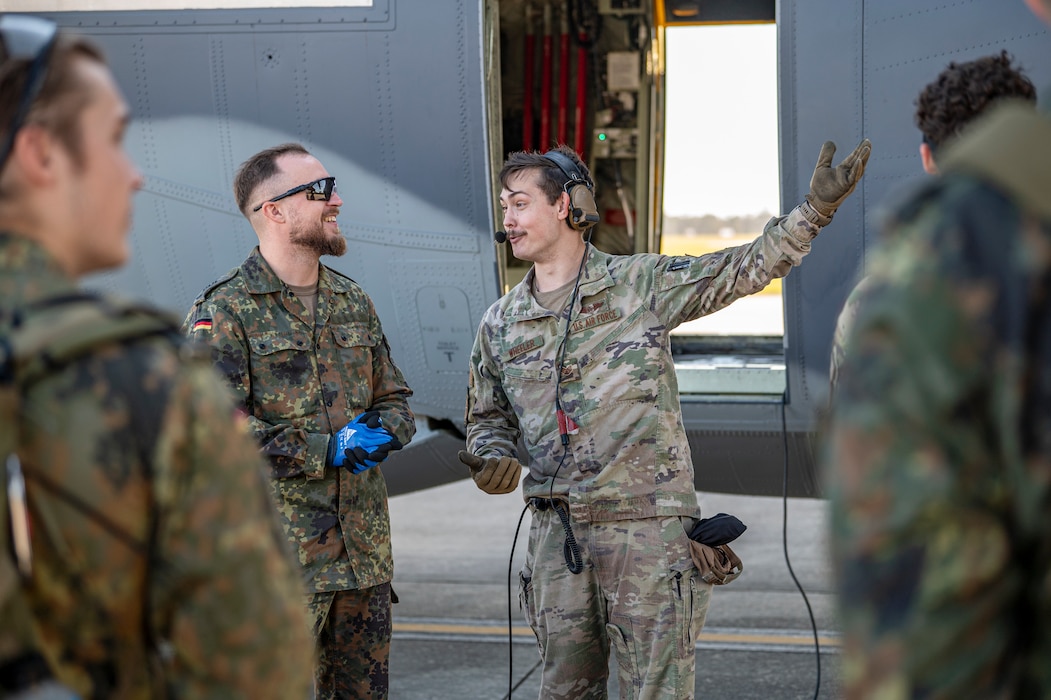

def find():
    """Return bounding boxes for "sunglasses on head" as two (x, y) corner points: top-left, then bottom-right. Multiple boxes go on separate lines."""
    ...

(0, 14), (58, 173)
(252, 176), (337, 212)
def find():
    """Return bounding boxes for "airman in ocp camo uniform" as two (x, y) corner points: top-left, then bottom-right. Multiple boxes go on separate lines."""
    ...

(463, 140), (869, 699)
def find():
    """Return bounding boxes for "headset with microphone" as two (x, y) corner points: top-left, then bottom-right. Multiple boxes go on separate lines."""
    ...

(544, 150), (600, 231)
(495, 149), (599, 243)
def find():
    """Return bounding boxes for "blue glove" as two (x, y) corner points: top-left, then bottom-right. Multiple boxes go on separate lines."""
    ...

(327, 411), (402, 473)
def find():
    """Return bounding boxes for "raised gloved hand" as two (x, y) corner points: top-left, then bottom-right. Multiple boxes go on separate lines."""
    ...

(328, 411), (403, 473)
(804, 138), (872, 224)
(457, 450), (522, 494)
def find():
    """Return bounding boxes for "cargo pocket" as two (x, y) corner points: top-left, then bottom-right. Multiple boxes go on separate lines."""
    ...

(519, 567), (543, 656)
(671, 564), (712, 657)
(670, 565), (692, 656)
(606, 621), (639, 691)
(686, 570), (712, 648)
(673, 519), (714, 654)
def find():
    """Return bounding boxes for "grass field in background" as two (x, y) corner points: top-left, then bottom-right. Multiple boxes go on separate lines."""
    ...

(660, 232), (782, 296)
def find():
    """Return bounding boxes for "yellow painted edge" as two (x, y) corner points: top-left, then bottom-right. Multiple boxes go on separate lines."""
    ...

(394, 621), (839, 648)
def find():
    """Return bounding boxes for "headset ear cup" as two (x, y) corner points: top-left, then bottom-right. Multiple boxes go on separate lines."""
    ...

(543, 149), (599, 231)
(567, 182), (599, 231)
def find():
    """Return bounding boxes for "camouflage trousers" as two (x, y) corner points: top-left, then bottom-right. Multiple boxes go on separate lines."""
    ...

(308, 584), (392, 700)
(520, 510), (712, 699)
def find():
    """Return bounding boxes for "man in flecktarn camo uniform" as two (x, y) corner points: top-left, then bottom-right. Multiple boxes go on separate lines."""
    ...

(184, 142), (415, 700)
(824, 0), (1051, 696)
(0, 15), (312, 700)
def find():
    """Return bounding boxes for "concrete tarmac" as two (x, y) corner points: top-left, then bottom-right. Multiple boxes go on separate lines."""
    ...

(388, 478), (841, 699)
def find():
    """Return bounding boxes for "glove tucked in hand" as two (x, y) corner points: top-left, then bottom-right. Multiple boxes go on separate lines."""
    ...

(457, 450), (522, 494)
(805, 138), (872, 223)
(328, 411), (403, 473)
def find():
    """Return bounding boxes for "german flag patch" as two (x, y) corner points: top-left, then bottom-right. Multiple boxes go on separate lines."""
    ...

(192, 318), (213, 332)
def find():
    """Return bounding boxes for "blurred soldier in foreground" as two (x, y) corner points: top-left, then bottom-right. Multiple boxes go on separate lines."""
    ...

(0, 15), (312, 698)
(184, 143), (415, 699)
(829, 51), (1036, 387)
(824, 0), (1051, 695)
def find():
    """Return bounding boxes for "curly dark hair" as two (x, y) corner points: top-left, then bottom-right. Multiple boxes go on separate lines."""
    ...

(915, 51), (1036, 151)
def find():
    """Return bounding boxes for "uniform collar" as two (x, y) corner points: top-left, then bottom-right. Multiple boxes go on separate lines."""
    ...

(504, 244), (615, 321)
(240, 246), (355, 296)
(0, 232), (78, 305)
(576, 243), (616, 297)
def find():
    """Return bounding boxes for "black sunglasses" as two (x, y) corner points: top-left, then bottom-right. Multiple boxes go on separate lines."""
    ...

(252, 176), (337, 212)
(0, 15), (59, 173)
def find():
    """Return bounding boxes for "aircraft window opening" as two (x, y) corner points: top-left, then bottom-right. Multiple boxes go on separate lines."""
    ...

(661, 22), (783, 395)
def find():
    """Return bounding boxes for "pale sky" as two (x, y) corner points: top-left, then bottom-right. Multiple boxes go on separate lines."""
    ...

(662, 23), (780, 219)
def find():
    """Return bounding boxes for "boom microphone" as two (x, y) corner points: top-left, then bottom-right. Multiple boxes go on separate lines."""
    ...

(494, 230), (507, 243)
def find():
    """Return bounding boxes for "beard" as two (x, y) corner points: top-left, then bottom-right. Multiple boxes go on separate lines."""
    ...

(289, 215), (347, 257)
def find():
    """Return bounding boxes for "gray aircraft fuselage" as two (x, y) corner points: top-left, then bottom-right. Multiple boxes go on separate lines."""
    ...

(20, 0), (1050, 496)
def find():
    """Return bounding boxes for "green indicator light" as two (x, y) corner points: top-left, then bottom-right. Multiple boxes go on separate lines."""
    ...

(597, 132), (607, 141)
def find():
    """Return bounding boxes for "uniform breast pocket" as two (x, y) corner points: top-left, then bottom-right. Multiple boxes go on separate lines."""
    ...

(502, 365), (554, 439)
(331, 322), (378, 408)
(249, 332), (315, 417)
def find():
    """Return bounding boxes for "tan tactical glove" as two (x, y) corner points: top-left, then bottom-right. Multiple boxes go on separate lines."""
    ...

(802, 138), (872, 225)
(457, 450), (522, 494)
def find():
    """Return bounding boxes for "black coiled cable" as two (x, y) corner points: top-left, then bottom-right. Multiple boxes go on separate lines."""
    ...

(553, 500), (583, 574)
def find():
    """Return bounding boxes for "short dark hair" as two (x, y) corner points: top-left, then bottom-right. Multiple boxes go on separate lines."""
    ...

(0, 32), (105, 178)
(499, 144), (592, 208)
(915, 51), (1036, 151)
(234, 142), (311, 215)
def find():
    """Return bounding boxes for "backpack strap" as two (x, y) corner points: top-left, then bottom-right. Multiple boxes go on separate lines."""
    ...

(0, 293), (181, 696)
(1, 292), (180, 390)
(1, 291), (182, 566)
(0, 454), (55, 695)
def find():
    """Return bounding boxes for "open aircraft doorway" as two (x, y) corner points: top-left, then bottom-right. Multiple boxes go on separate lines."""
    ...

(663, 23), (779, 338)
(661, 21), (785, 397)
